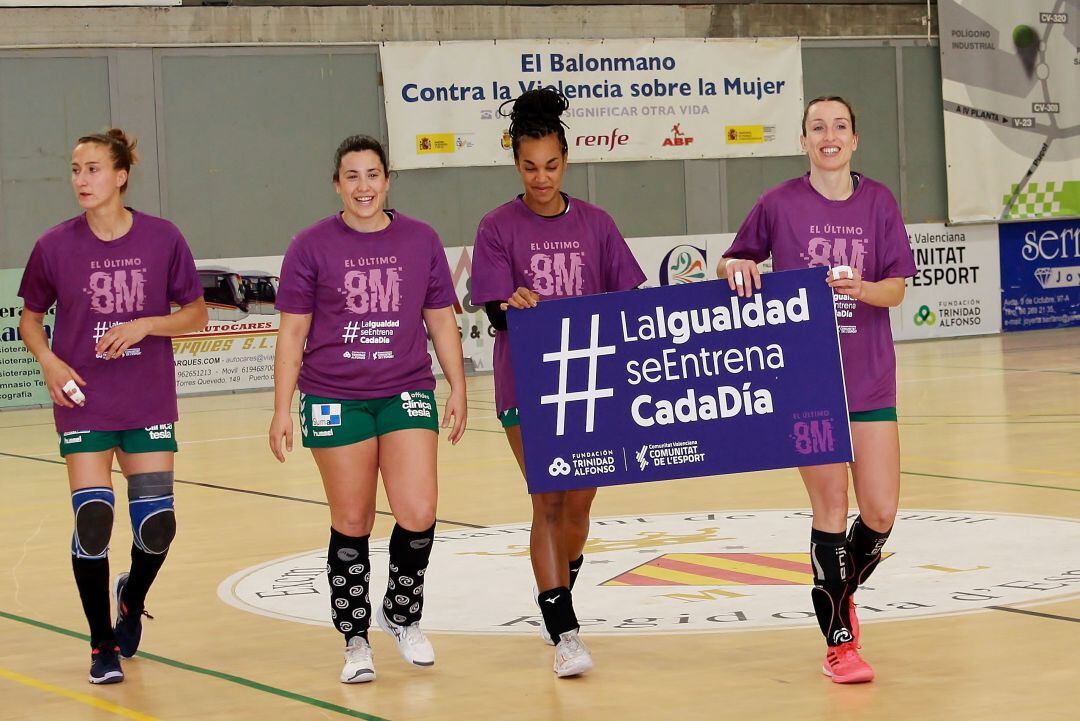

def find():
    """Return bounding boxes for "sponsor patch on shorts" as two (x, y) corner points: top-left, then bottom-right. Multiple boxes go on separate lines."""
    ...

(312, 403), (342, 427)
(400, 392), (434, 418)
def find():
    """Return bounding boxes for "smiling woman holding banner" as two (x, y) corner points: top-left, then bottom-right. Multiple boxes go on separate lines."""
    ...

(717, 96), (916, 684)
(471, 88), (646, 678)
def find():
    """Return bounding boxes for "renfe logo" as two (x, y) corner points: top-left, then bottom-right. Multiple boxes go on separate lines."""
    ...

(576, 128), (629, 151)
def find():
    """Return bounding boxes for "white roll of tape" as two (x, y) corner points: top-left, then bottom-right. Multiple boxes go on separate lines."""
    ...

(831, 265), (852, 280)
(62, 380), (85, 404)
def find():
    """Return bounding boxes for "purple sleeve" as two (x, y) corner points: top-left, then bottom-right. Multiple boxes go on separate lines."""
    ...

(167, 231), (203, 305)
(470, 219), (514, 305)
(724, 198), (772, 263)
(17, 242), (57, 313)
(275, 238), (317, 314)
(876, 191), (917, 279)
(424, 232), (457, 309)
(601, 214), (646, 292)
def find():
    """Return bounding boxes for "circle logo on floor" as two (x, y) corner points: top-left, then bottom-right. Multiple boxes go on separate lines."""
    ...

(218, 509), (1080, 635)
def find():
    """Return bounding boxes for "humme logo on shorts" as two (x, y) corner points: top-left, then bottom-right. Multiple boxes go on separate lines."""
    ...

(61, 431), (89, 444)
(312, 404), (342, 428)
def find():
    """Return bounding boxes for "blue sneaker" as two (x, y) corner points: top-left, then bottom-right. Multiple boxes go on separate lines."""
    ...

(88, 642), (124, 684)
(112, 572), (153, 659)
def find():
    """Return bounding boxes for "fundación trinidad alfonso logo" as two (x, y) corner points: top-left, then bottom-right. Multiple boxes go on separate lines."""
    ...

(219, 510), (1080, 636)
(914, 304), (938, 326)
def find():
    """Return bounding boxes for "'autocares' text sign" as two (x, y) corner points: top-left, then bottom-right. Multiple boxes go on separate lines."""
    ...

(508, 268), (851, 493)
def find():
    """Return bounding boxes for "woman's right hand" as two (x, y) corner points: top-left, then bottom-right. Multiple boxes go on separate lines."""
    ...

(717, 258), (762, 298)
(268, 410), (294, 463)
(501, 287), (541, 311)
(41, 355), (86, 408)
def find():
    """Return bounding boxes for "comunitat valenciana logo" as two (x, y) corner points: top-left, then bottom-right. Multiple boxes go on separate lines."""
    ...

(219, 510), (1080, 635)
(913, 304), (938, 326)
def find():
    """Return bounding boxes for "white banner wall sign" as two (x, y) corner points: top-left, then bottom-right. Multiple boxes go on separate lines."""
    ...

(380, 38), (804, 170)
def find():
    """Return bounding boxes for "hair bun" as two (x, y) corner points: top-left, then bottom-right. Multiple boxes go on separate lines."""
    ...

(511, 87), (569, 122)
(104, 128), (139, 165)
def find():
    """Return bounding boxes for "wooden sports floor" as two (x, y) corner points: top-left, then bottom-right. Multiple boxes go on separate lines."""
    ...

(1, 327), (1077, 721)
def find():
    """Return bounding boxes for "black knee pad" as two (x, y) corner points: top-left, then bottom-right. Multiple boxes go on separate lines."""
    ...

(71, 487), (114, 559)
(128, 472), (176, 554)
(130, 495), (176, 554)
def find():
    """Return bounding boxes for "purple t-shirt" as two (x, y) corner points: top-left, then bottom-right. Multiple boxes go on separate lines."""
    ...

(275, 211), (456, 399)
(472, 195), (647, 415)
(18, 210), (203, 433)
(724, 173), (917, 412)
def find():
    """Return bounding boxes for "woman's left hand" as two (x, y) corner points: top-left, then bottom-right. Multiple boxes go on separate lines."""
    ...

(442, 388), (468, 445)
(825, 265), (864, 300)
(95, 317), (152, 359)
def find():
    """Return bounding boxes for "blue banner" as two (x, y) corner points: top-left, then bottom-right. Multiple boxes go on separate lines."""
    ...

(507, 268), (852, 493)
(999, 219), (1080, 331)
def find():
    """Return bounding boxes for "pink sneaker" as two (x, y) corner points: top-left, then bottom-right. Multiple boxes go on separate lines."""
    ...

(822, 641), (874, 684)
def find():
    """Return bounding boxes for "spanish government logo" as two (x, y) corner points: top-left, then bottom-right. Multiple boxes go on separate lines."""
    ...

(219, 509), (1080, 635)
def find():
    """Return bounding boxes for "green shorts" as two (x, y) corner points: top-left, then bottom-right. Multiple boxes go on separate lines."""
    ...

(299, 390), (439, 448)
(498, 407), (520, 429)
(848, 407), (897, 423)
(58, 424), (178, 457)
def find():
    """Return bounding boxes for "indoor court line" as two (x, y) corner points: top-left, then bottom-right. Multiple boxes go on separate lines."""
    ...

(987, 606), (1080, 624)
(902, 453), (1080, 479)
(900, 470), (1078, 494)
(0, 449), (490, 530)
(0, 611), (392, 721)
(0, 667), (162, 721)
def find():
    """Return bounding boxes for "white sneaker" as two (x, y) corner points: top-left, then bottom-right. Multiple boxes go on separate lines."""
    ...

(340, 636), (375, 684)
(377, 606), (435, 667)
(532, 587), (555, 646)
(553, 630), (593, 678)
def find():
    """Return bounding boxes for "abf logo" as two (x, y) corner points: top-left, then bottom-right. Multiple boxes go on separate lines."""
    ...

(548, 457), (572, 476)
(914, 304), (938, 326)
(662, 123), (693, 147)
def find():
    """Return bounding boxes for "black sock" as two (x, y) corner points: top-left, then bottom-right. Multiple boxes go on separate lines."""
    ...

(568, 555), (584, 591)
(537, 586), (578, 640)
(121, 545), (167, 614)
(383, 522), (435, 627)
(328, 527), (370, 641)
(809, 528), (854, 647)
(847, 516), (892, 587)
(72, 556), (114, 647)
